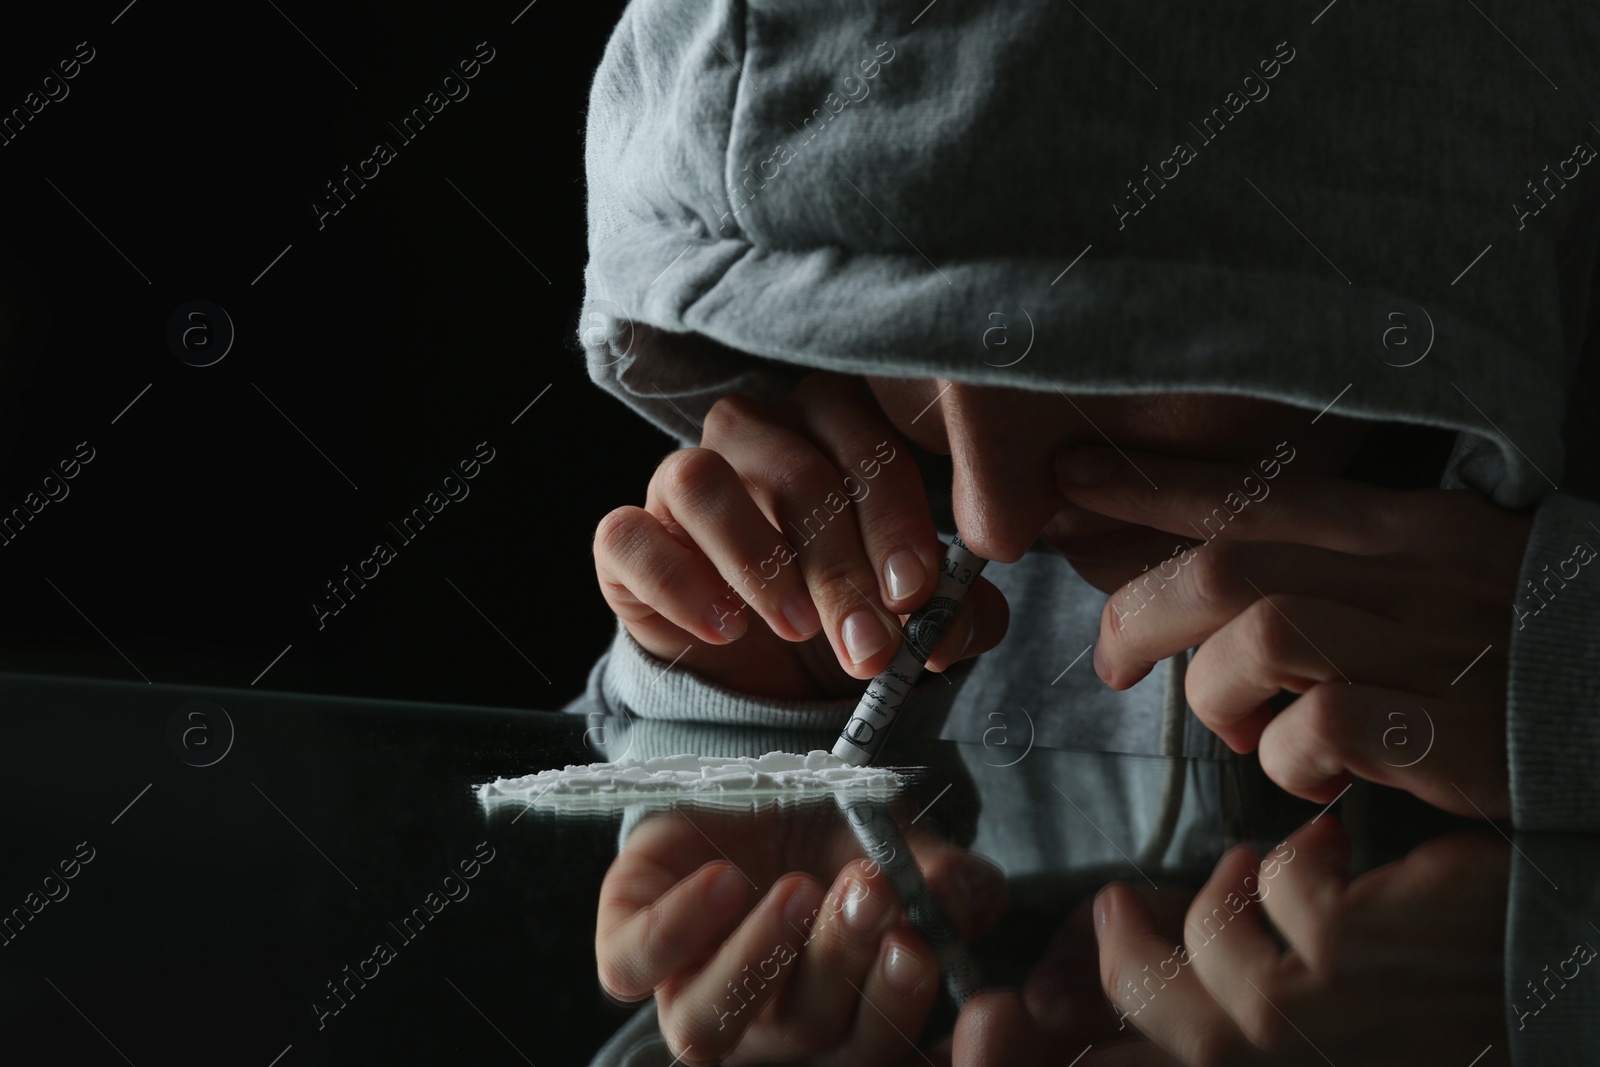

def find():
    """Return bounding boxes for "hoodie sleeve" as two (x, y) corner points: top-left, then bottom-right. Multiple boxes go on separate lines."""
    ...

(1503, 834), (1600, 1064)
(1506, 491), (1600, 833)
(594, 616), (858, 730)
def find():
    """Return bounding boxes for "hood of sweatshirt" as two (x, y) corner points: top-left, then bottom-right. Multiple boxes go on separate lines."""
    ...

(579, 0), (1600, 510)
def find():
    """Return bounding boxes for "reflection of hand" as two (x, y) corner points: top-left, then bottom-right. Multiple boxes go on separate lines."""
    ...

(594, 806), (1006, 1066)
(593, 371), (1008, 702)
(946, 819), (1509, 1066)
(934, 889), (1187, 1066)
(1103, 818), (1505, 1065)
(1057, 448), (1533, 818)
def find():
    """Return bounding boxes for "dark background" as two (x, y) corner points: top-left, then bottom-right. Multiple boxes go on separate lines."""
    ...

(0, 676), (639, 1067)
(0, 0), (668, 711)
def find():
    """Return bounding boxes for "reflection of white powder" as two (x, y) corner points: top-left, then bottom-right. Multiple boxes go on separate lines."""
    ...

(476, 750), (903, 813)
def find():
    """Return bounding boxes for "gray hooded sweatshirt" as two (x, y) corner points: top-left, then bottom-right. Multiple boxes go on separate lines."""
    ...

(571, 1), (1600, 1061)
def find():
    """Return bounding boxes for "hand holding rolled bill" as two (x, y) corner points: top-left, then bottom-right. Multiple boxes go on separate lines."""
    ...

(833, 534), (990, 766)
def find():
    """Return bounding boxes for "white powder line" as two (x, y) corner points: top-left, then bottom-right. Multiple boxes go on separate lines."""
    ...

(508, 780), (558, 825)
(477, 750), (905, 815)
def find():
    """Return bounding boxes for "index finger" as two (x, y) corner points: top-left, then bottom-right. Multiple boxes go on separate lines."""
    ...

(595, 857), (750, 1001)
(1053, 444), (1396, 556)
(785, 373), (945, 613)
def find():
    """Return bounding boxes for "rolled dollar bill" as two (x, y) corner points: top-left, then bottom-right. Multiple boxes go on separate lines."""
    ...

(835, 796), (985, 1008)
(832, 533), (989, 766)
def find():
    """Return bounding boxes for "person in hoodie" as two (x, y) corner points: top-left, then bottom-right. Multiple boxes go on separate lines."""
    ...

(571, 1), (1600, 1063)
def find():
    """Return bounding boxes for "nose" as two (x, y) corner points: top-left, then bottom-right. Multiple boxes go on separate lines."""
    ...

(943, 387), (1065, 564)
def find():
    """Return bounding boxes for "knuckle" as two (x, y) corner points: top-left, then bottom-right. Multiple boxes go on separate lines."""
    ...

(808, 555), (880, 616)
(833, 432), (894, 485)
(704, 392), (770, 442)
(1241, 596), (1300, 667)
(658, 447), (732, 511)
(1182, 541), (1239, 615)
(766, 450), (835, 505)
(594, 506), (648, 563)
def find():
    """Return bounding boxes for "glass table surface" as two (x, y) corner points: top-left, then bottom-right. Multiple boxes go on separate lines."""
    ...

(0, 671), (1589, 1066)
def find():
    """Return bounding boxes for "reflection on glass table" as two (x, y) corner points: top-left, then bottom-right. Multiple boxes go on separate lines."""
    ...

(3, 672), (1595, 1067)
(502, 711), (1596, 1067)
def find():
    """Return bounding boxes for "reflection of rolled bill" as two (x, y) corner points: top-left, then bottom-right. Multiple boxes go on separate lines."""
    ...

(835, 796), (984, 1009)
(832, 534), (990, 766)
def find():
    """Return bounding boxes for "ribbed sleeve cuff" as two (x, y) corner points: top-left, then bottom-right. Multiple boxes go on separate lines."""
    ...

(599, 617), (858, 730)
(1505, 492), (1600, 832)
(1504, 834), (1600, 1064)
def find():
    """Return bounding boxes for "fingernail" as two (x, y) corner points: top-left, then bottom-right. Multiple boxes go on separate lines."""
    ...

(840, 874), (889, 933)
(883, 942), (924, 993)
(1092, 641), (1109, 683)
(784, 879), (824, 933)
(841, 608), (890, 665)
(883, 549), (926, 602)
(708, 866), (746, 912)
(1093, 888), (1116, 939)
(706, 598), (746, 640)
(1057, 447), (1116, 487)
(781, 593), (821, 638)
